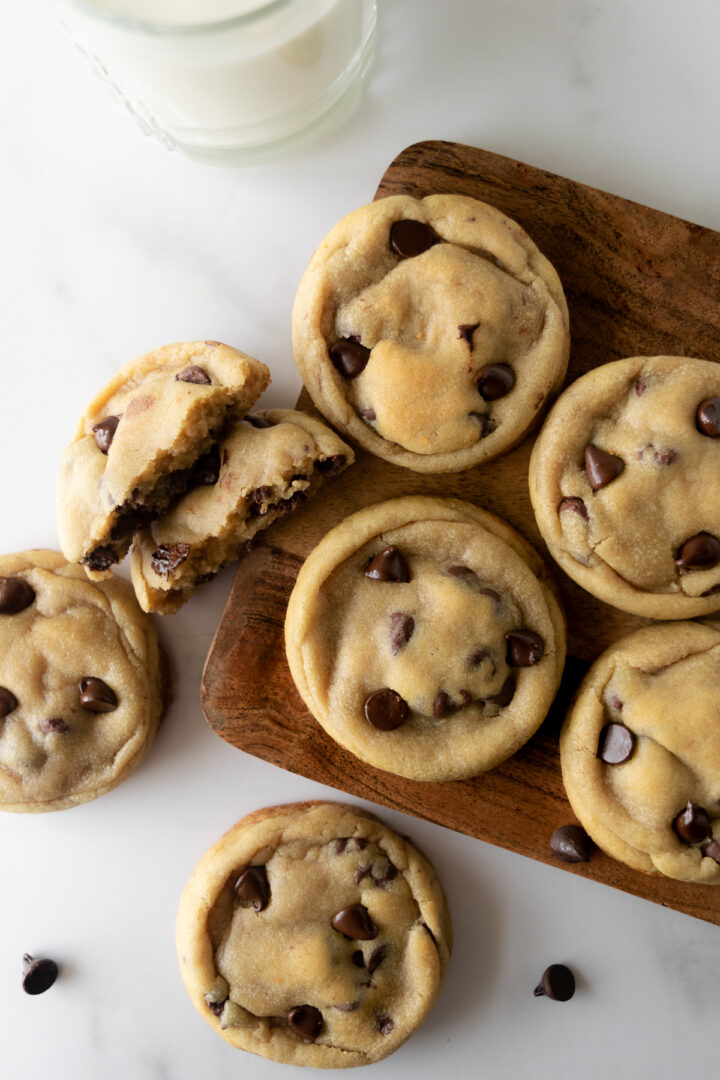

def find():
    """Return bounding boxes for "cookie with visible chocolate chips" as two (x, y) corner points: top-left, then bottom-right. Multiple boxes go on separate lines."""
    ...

(560, 621), (720, 882)
(292, 194), (569, 473)
(285, 496), (566, 781)
(176, 801), (451, 1068)
(130, 409), (353, 614)
(0, 550), (162, 812)
(57, 341), (270, 578)
(529, 355), (720, 618)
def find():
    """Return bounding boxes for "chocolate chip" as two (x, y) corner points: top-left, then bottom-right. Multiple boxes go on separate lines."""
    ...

(476, 363), (515, 401)
(81, 547), (117, 572)
(175, 365), (211, 385)
(635, 377), (647, 396)
(469, 411), (495, 436)
(389, 612), (414, 654)
(234, 865), (270, 911)
(39, 718), (69, 735)
(92, 415), (121, 454)
(458, 323), (480, 349)
(550, 825), (591, 863)
(389, 219), (437, 258)
(360, 407), (376, 421)
(150, 543), (191, 577)
(366, 944), (388, 974)
(331, 904), (378, 940)
(558, 496), (588, 519)
(316, 454), (347, 476)
(334, 837), (367, 854)
(597, 722), (635, 764)
(654, 448), (677, 465)
(674, 532), (720, 570)
(206, 998), (224, 1017)
(483, 675), (516, 707)
(506, 630), (545, 667)
(110, 504), (151, 541)
(702, 839), (720, 864)
(673, 800), (711, 844)
(287, 1005), (323, 1040)
(0, 688), (18, 717)
(244, 413), (272, 428)
(351, 950), (365, 967)
(329, 338), (371, 379)
(697, 397), (720, 437)
(445, 564), (476, 582)
(79, 677), (118, 713)
(610, 695), (624, 712)
(584, 444), (625, 490)
(467, 647), (495, 674)
(191, 446), (221, 486)
(0, 577), (35, 614)
(353, 865), (371, 886)
(22, 955), (59, 996)
(365, 546), (410, 583)
(248, 485), (274, 507)
(433, 691), (459, 719)
(364, 689), (408, 731)
(332, 1001), (360, 1012)
(533, 964), (575, 1002)
(376, 1014), (395, 1035)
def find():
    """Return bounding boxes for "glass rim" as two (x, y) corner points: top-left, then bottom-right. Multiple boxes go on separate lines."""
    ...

(61, 0), (295, 36)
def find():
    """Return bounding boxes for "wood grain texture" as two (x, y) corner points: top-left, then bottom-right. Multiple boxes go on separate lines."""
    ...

(202, 142), (720, 925)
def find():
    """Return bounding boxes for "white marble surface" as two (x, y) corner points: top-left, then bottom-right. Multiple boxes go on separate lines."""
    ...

(2, 2), (720, 1077)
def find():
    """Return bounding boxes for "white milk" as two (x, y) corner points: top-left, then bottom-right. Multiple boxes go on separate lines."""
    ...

(57, 0), (377, 161)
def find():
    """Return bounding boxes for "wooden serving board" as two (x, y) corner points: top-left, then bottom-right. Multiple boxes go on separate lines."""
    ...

(202, 142), (720, 926)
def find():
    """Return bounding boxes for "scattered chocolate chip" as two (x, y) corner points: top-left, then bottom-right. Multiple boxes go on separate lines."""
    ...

(389, 612), (415, 654)
(0, 688), (18, 717)
(288, 1005), (323, 1040)
(467, 647), (495, 674)
(39, 718), (69, 735)
(191, 446), (221, 486)
(206, 998), (224, 1017)
(476, 363), (515, 401)
(389, 219), (437, 258)
(635, 377), (647, 396)
(433, 691), (459, 719)
(366, 944), (388, 974)
(506, 630), (545, 667)
(334, 837), (367, 854)
(353, 866), (371, 886)
(316, 454), (347, 476)
(610, 695), (624, 712)
(175, 365), (211, 385)
(702, 839), (720, 864)
(597, 722), (635, 764)
(81, 547), (117, 572)
(0, 577), (35, 614)
(79, 677), (118, 713)
(332, 904), (378, 940)
(376, 1014), (395, 1035)
(675, 532), (720, 570)
(22, 955), (59, 996)
(673, 800), (711, 844)
(332, 1000), (360, 1012)
(550, 825), (591, 863)
(249, 485), (274, 506)
(533, 964), (575, 1002)
(653, 448), (677, 465)
(92, 415), (121, 454)
(469, 411), (495, 436)
(445, 564), (476, 582)
(351, 950), (365, 967)
(110, 504), (151, 541)
(558, 496), (588, 519)
(234, 865), (271, 911)
(584, 444), (625, 490)
(458, 323), (480, 349)
(696, 397), (720, 437)
(360, 407), (376, 421)
(244, 413), (272, 428)
(372, 860), (397, 888)
(365, 546), (410, 583)
(483, 675), (516, 707)
(364, 689), (408, 731)
(150, 543), (191, 577)
(329, 338), (371, 379)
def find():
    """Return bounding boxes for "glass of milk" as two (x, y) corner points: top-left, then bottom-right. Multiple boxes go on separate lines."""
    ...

(56, 0), (377, 164)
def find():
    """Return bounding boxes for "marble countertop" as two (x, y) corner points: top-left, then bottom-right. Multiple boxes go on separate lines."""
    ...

(3, 2), (720, 1077)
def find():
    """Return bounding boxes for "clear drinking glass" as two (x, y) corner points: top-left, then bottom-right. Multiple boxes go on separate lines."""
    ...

(56, 0), (377, 164)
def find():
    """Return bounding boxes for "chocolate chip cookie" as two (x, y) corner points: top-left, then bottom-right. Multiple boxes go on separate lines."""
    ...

(285, 497), (566, 781)
(176, 801), (451, 1068)
(57, 341), (270, 578)
(529, 355), (720, 618)
(560, 621), (720, 883)
(292, 194), (569, 473)
(130, 409), (353, 614)
(0, 550), (163, 812)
